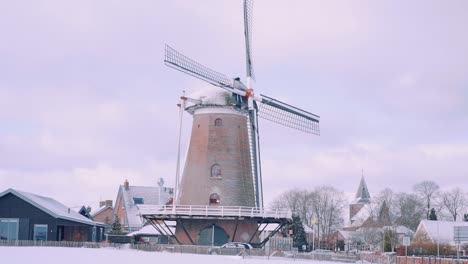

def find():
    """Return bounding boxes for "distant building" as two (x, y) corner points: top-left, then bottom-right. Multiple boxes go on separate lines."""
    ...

(413, 220), (468, 245)
(113, 179), (173, 232)
(334, 177), (414, 251)
(0, 188), (105, 242)
(92, 200), (113, 226)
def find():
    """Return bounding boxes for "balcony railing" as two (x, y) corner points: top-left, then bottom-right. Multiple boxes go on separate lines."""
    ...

(138, 205), (292, 219)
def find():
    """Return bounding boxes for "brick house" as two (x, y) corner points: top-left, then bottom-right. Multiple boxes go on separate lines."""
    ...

(113, 179), (173, 232)
(91, 200), (113, 226)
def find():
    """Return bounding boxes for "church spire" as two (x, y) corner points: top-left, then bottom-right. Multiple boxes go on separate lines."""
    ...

(355, 171), (371, 202)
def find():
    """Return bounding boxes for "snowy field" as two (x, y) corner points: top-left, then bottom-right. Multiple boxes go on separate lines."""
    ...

(1, 246), (346, 264)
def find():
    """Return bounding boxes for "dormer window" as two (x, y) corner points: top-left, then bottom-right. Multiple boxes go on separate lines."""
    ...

(214, 118), (222, 127)
(133, 198), (144, 204)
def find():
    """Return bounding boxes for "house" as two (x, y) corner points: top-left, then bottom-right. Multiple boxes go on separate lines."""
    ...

(92, 200), (113, 225)
(113, 179), (173, 232)
(0, 188), (105, 242)
(413, 220), (468, 245)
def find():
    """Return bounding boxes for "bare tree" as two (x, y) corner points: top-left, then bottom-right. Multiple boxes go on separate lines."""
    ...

(395, 193), (425, 231)
(270, 188), (313, 225)
(413, 181), (440, 219)
(270, 188), (304, 212)
(311, 186), (346, 237)
(442, 187), (466, 221)
(358, 227), (383, 251)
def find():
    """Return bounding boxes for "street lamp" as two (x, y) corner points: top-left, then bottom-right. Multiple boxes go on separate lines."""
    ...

(311, 216), (318, 251)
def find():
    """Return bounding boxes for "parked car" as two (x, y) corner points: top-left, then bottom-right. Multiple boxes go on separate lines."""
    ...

(220, 242), (253, 249)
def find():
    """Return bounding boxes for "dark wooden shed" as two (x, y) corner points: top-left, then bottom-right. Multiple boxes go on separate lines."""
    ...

(0, 188), (105, 242)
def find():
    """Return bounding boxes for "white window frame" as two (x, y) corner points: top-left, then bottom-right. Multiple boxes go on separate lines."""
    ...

(33, 224), (48, 241)
(0, 218), (19, 241)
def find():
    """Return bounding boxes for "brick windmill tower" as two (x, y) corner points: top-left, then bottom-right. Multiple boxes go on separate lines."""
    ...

(177, 87), (256, 208)
(141, 0), (320, 247)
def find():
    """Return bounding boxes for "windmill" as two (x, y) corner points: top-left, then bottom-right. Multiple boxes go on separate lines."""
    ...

(166, 0), (320, 210)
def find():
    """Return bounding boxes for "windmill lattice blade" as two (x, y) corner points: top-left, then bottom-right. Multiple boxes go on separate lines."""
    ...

(165, 44), (233, 88)
(243, 0), (255, 81)
(258, 95), (320, 135)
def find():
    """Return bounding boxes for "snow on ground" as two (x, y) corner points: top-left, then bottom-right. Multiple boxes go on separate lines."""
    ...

(1, 246), (344, 264)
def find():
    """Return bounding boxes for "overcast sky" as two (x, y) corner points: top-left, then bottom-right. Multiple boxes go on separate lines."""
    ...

(1, 0), (467, 209)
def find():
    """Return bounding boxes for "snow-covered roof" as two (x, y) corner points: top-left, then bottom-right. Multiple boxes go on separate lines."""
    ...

(394, 225), (415, 236)
(350, 203), (375, 227)
(186, 86), (232, 108)
(115, 184), (173, 229)
(127, 224), (175, 236)
(338, 230), (359, 240)
(416, 220), (468, 244)
(0, 188), (102, 226)
(91, 205), (112, 217)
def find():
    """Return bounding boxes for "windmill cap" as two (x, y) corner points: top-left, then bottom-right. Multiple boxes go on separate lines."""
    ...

(186, 86), (233, 107)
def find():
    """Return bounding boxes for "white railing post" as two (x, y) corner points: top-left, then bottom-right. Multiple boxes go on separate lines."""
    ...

(251, 207), (254, 217)
(205, 206), (208, 216)
(221, 206), (224, 217)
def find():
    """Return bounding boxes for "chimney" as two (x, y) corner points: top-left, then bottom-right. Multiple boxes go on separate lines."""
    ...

(86, 206), (92, 213)
(99, 200), (113, 208)
(124, 179), (129, 190)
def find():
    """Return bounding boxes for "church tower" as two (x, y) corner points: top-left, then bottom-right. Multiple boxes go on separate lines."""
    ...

(349, 175), (371, 222)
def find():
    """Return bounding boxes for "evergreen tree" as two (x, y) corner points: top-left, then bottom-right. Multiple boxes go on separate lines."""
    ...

(287, 215), (308, 251)
(383, 231), (393, 252)
(111, 216), (124, 235)
(429, 208), (438, 220)
(464, 214), (468, 222)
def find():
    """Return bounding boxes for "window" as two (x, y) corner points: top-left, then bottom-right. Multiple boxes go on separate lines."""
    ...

(33, 224), (48, 241)
(214, 118), (222, 127)
(209, 193), (220, 205)
(211, 164), (222, 178)
(133, 197), (144, 204)
(0, 219), (19, 241)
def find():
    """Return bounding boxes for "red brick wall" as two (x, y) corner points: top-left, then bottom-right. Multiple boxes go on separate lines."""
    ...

(93, 207), (113, 225)
(179, 110), (256, 207)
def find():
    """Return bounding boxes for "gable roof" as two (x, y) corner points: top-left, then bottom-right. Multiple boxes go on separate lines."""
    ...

(114, 184), (173, 228)
(0, 188), (101, 226)
(91, 205), (112, 217)
(415, 220), (468, 244)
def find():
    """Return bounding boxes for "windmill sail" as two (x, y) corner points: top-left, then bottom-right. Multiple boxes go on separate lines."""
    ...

(257, 94), (320, 135)
(243, 0), (255, 80)
(164, 45), (233, 88)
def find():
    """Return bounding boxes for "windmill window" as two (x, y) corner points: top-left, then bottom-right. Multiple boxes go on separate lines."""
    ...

(214, 118), (222, 127)
(209, 193), (220, 205)
(211, 164), (222, 178)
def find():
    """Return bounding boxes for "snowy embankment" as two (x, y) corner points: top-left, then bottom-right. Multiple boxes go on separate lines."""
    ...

(1, 246), (346, 264)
